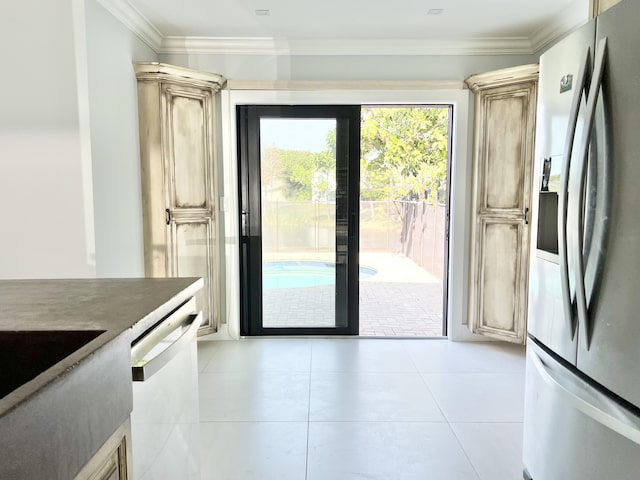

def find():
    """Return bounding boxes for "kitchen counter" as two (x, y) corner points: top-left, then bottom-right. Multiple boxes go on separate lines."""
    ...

(0, 277), (203, 335)
(0, 277), (203, 479)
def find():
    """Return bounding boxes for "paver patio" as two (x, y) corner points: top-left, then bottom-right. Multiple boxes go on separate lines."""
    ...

(263, 252), (444, 336)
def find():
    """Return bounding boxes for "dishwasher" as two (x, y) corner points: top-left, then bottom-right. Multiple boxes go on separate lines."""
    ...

(130, 297), (201, 480)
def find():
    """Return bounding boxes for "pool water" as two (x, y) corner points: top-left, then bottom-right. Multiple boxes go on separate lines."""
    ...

(263, 261), (378, 289)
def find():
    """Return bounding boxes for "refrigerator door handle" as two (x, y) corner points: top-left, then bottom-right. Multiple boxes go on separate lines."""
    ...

(530, 343), (640, 446)
(571, 37), (608, 350)
(558, 46), (591, 339)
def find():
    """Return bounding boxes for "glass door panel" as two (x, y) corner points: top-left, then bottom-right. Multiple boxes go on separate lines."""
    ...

(260, 118), (338, 328)
(238, 105), (360, 335)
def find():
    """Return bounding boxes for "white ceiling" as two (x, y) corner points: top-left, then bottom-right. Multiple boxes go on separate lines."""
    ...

(103, 0), (589, 54)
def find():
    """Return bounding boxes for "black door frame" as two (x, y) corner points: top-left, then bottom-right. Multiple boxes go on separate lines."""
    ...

(237, 105), (361, 336)
(441, 105), (454, 336)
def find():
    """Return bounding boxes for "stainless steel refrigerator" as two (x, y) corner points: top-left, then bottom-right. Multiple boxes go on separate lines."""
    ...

(524, 0), (640, 478)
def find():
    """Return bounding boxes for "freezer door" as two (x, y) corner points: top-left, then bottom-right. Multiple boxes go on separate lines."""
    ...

(528, 21), (595, 363)
(523, 341), (640, 480)
(575, 0), (640, 409)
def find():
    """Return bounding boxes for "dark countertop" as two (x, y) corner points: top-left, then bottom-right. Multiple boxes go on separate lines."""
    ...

(0, 277), (203, 417)
(0, 277), (204, 479)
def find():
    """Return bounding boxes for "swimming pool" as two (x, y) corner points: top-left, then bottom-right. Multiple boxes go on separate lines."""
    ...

(263, 261), (378, 289)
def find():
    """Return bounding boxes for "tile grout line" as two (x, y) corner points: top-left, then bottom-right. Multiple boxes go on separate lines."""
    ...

(414, 368), (450, 423)
(405, 343), (422, 375)
(413, 365), (481, 479)
(197, 342), (219, 373)
(448, 422), (483, 480)
(416, 369), (482, 480)
(405, 346), (454, 426)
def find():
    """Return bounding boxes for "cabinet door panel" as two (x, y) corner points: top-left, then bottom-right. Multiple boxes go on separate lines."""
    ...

(478, 220), (523, 336)
(483, 91), (528, 212)
(472, 214), (530, 344)
(171, 219), (215, 330)
(163, 86), (213, 211)
(74, 422), (130, 480)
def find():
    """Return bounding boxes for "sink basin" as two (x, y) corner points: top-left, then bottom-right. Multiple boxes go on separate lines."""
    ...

(0, 330), (106, 399)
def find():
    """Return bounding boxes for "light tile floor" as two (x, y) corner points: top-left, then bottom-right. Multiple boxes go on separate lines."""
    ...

(197, 338), (525, 480)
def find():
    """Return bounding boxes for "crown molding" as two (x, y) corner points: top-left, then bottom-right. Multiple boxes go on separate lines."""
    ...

(99, 0), (586, 57)
(158, 36), (534, 56)
(530, 0), (589, 53)
(96, 0), (163, 51)
(159, 36), (289, 55)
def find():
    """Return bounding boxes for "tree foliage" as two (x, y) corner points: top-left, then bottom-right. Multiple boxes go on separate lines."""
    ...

(261, 107), (450, 203)
(360, 107), (449, 203)
(262, 130), (337, 201)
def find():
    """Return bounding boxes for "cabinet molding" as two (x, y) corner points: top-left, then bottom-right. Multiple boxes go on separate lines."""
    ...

(74, 420), (131, 480)
(466, 64), (538, 92)
(465, 64), (538, 344)
(134, 62), (224, 88)
(135, 62), (224, 334)
(590, 0), (622, 18)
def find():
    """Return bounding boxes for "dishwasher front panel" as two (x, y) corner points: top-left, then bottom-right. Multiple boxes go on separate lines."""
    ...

(131, 300), (201, 480)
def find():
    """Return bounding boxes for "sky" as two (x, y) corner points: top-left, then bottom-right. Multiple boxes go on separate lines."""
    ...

(260, 118), (336, 153)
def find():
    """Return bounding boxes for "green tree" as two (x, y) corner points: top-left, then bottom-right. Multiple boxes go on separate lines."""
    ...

(263, 108), (449, 203)
(278, 149), (314, 199)
(360, 107), (449, 203)
(274, 146), (336, 201)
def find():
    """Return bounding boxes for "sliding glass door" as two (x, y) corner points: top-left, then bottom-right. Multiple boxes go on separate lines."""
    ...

(238, 105), (360, 335)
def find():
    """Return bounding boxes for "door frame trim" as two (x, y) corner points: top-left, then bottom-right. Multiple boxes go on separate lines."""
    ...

(219, 88), (475, 341)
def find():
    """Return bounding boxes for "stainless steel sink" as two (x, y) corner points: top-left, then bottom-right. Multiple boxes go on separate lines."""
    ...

(0, 330), (106, 399)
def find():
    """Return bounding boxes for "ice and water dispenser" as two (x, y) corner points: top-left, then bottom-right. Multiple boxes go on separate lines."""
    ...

(536, 155), (562, 257)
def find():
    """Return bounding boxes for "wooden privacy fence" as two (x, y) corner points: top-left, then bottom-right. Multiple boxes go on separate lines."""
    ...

(397, 201), (446, 282)
(359, 200), (445, 281)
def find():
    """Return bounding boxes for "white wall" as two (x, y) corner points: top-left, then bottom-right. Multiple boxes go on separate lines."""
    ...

(0, 0), (96, 278)
(159, 53), (538, 82)
(84, 0), (157, 277)
(0, 0), (157, 280)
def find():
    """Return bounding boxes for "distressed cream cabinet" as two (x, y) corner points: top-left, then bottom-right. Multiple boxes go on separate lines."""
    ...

(74, 421), (131, 480)
(134, 62), (224, 334)
(465, 64), (538, 344)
